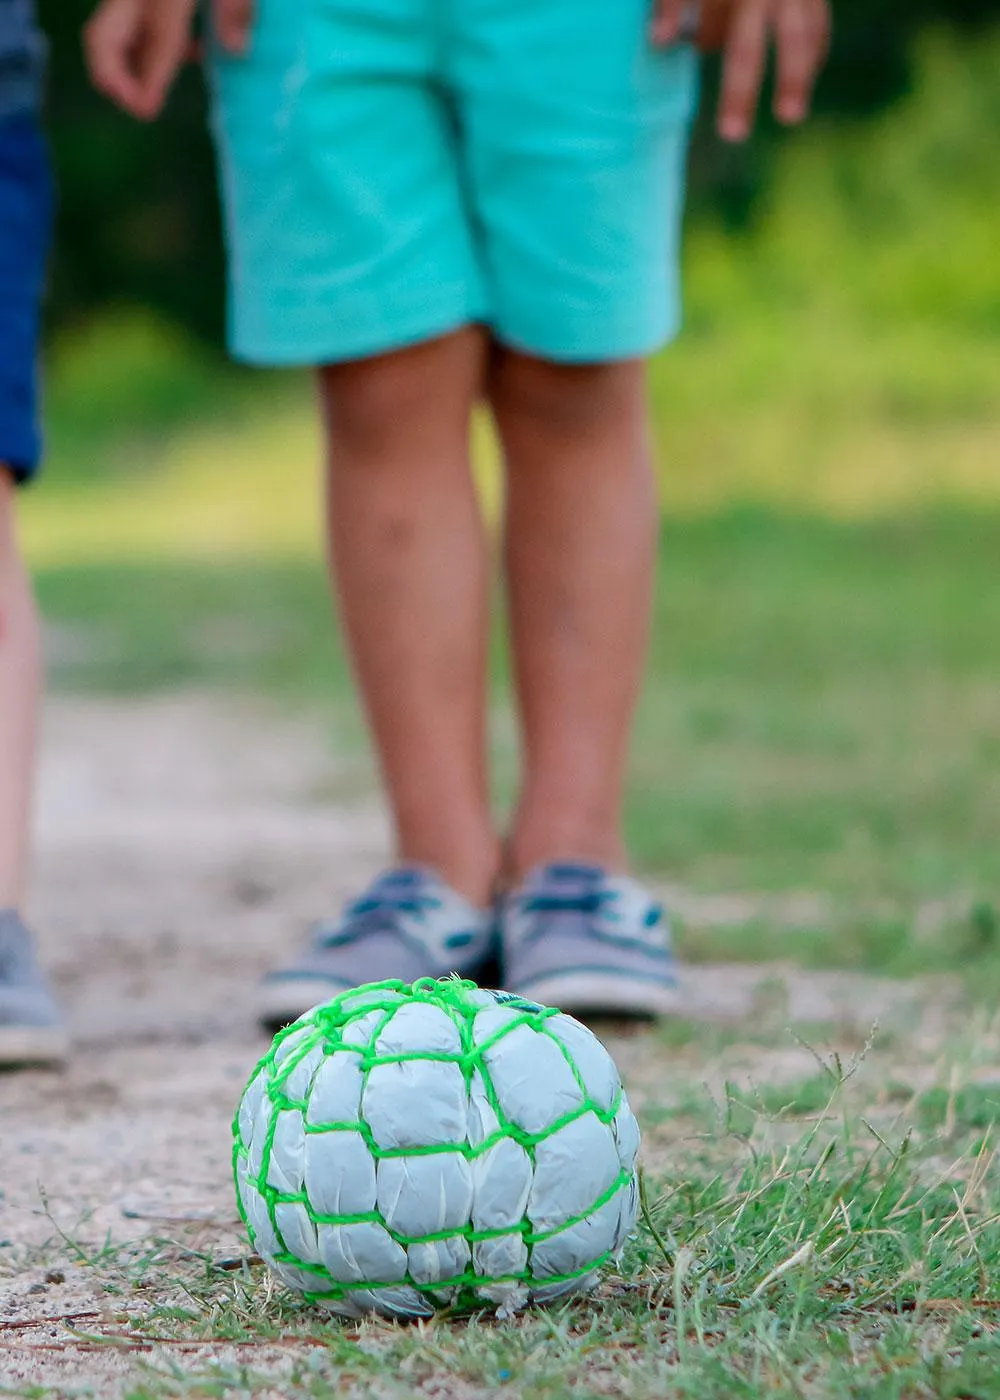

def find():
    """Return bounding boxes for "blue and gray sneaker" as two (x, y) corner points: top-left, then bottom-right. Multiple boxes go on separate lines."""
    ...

(257, 867), (498, 1030)
(500, 863), (679, 1018)
(0, 909), (68, 1067)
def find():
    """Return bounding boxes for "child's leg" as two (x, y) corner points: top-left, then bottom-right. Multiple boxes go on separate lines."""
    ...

(0, 470), (41, 910)
(320, 329), (500, 906)
(490, 353), (656, 880)
(0, 466), (63, 1065)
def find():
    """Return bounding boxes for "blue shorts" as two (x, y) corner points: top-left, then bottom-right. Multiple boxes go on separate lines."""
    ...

(210, 0), (698, 367)
(0, 112), (52, 484)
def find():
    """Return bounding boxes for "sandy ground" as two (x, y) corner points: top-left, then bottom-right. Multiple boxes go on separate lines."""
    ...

(0, 694), (937, 1397)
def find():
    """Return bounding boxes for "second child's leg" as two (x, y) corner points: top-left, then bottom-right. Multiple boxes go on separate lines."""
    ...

(0, 470), (40, 911)
(321, 329), (500, 907)
(0, 472), (65, 1064)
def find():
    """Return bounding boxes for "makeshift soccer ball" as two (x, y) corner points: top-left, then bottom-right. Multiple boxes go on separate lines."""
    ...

(233, 978), (641, 1319)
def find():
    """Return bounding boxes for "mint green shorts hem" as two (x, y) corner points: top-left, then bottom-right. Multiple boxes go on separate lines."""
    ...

(228, 287), (485, 368)
(495, 313), (683, 367)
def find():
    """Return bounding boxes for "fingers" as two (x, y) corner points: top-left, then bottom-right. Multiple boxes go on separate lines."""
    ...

(84, 0), (195, 120)
(84, 0), (151, 118)
(142, 2), (198, 115)
(650, 0), (691, 47)
(773, 0), (828, 126)
(213, 0), (255, 54)
(718, 0), (769, 142)
(716, 0), (831, 141)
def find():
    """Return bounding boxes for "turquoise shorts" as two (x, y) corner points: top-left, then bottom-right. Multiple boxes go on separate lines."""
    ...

(209, 0), (698, 367)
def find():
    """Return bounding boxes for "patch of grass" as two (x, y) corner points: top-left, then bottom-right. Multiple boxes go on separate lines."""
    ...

(916, 1084), (1000, 1135)
(631, 511), (1000, 915)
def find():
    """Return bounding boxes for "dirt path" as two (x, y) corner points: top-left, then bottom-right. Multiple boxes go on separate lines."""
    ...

(0, 694), (937, 1397)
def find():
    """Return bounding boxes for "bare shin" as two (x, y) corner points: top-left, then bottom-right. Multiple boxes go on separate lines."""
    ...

(319, 330), (500, 905)
(490, 353), (658, 881)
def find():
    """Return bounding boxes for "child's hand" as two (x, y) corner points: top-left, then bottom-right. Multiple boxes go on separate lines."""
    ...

(651, 0), (831, 143)
(85, 0), (254, 120)
(213, 0), (255, 55)
(85, 0), (198, 119)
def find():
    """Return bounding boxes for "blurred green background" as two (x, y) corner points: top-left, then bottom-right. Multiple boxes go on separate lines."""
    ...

(23, 6), (1000, 972)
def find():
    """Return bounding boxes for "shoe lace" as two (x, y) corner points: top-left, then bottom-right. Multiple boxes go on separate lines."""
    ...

(522, 889), (663, 927)
(315, 890), (442, 950)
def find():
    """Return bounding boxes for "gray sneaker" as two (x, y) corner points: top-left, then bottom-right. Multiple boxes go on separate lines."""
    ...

(257, 867), (498, 1030)
(0, 910), (68, 1067)
(500, 863), (680, 1017)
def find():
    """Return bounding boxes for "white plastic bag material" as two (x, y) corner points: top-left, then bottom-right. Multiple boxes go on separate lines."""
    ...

(266, 1110), (306, 1195)
(272, 1025), (312, 1070)
(367, 1285), (436, 1319)
(530, 1270), (600, 1305)
(304, 1129), (377, 1217)
(306, 1051), (364, 1127)
(483, 1024), (584, 1135)
(320, 1289), (372, 1319)
(612, 1095), (641, 1172)
(274, 1201), (320, 1263)
(338, 988), (405, 1020)
(280, 1045), (325, 1104)
(340, 1009), (385, 1048)
(471, 1004), (523, 1048)
(375, 1001), (462, 1057)
(471, 1137), (533, 1232)
(377, 1152), (475, 1237)
(474, 1232), (529, 1283)
(530, 1189), (624, 1279)
(614, 1175), (640, 1254)
(407, 1235), (471, 1288)
(238, 1170), (280, 1258)
(528, 1113), (621, 1232)
(242, 1078), (273, 1181)
(545, 1015), (621, 1114)
(238, 1071), (267, 1156)
(466, 1069), (501, 1148)
(318, 1221), (407, 1284)
(273, 1262), (336, 1294)
(363, 1058), (467, 1149)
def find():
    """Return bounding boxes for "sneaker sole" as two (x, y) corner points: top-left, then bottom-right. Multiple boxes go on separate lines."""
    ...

(509, 970), (681, 1019)
(0, 1025), (69, 1068)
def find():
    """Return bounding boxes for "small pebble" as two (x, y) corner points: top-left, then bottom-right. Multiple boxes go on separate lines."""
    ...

(44, 1270), (65, 1285)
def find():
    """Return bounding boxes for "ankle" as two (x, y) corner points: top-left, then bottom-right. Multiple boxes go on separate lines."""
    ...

(504, 829), (628, 889)
(395, 835), (502, 909)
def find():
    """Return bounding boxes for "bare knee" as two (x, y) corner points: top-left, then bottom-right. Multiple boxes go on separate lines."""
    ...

(320, 329), (486, 460)
(489, 351), (646, 440)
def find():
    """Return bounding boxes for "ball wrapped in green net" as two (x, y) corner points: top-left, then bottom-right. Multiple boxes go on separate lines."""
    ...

(233, 978), (641, 1319)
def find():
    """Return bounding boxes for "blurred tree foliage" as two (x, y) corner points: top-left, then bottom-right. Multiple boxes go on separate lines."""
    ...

(40, 0), (1000, 344)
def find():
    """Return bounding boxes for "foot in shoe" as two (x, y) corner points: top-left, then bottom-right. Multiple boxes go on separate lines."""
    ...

(0, 909), (68, 1067)
(499, 862), (679, 1018)
(257, 866), (497, 1031)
